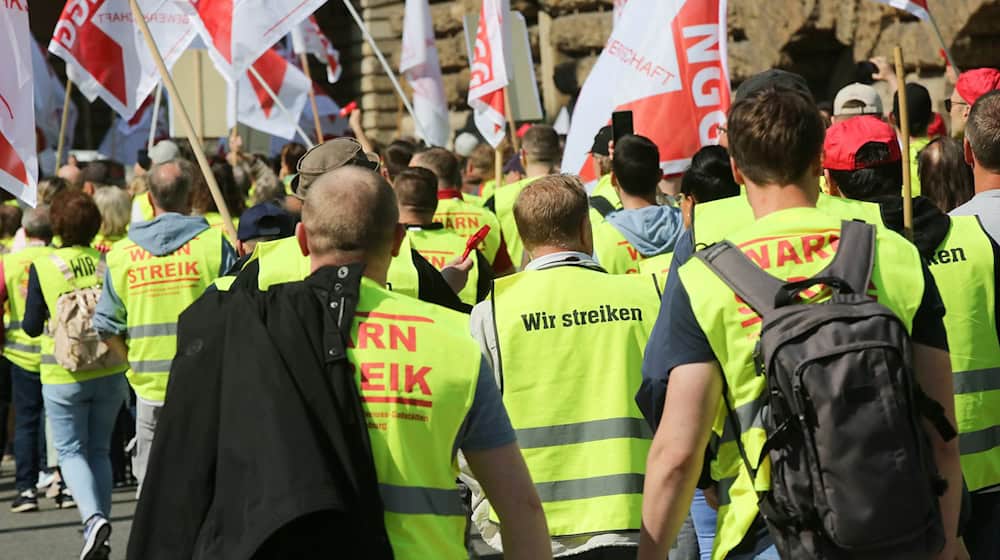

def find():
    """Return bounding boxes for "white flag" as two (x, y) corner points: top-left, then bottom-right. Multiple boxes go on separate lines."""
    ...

(182, 0), (328, 82)
(1, 2), (37, 206)
(31, 40), (77, 161)
(867, 0), (930, 20)
(400, 0), (450, 147)
(290, 16), (342, 84)
(468, 0), (509, 148)
(229, 48), (311, 140)
(48, 0), (197, 120)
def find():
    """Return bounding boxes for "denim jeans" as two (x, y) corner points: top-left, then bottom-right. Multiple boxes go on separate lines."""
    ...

(132, 398), (163, 493)
(690, 489), (718, 560)
(11, 363), (45, 492)
(42, 373), (128, 522)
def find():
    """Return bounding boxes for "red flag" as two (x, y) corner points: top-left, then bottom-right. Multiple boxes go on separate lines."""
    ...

(563, 0), (730, 180)
(1, 2), (37, 205)
(868, 0), (931, 20)
(182, 0), (328, 82)
(229, 49), (311, 140)
(48, 0), (197, 120)
(290, 16), (343, 84)
(468, 0), (509, 148)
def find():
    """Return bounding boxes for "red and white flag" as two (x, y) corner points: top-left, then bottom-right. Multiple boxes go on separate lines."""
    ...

(99, 95), (168, 166)
(290, 15), (342, 84)
(31, 40), (77, 158)
(468, 0), (509, 148)
(868, 0), (930, 20)
(270, 82), (348, 154)
(48, 0), (197, 120)
(229, 48), (311, 140)
(563, 0), (730, 180)
(182, 0), (328, 82)
(1, 1), (37, 205)
(401, 0), (450, 147)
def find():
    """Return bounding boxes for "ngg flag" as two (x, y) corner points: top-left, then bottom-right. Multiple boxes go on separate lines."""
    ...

(468, 0), (509, 148)
(562, 0), (730, 180)
(48, 0), (197, 120)
(868, 0), (930, 20)
(1, 1), (37, 205)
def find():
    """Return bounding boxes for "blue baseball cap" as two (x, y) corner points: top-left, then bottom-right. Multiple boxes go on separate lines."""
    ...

(237, 203), (295, 242)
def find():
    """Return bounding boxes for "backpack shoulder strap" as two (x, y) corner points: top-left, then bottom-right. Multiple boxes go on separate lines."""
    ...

(696, 241), (786, 315)
(589, 196), (615, 218)
(48, 254), (76, 282)
(815, 220), (876, 296)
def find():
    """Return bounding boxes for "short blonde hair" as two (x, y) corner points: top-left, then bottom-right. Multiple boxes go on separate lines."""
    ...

(93, 186), (131, 238)
(513, 174), (588, 250)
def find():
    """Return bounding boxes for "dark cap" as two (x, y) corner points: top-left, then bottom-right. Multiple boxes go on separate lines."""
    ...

(734, 69), (814, 103)
(590, 125), (613, 156)
(237, 203), (295, 242)
(892, 83), (933, 132)
(292, 137), (380, 196)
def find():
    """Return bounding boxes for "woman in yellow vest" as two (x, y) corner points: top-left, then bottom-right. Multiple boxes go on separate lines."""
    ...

(92, 186), (131, 253)
(22, 192), (127, 560)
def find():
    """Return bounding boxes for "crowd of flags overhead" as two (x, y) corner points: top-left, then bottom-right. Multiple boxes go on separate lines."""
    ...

(0, 0), (960, 207)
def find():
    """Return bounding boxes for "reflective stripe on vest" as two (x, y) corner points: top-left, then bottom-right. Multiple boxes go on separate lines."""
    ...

(33, 246), (124, 385)
(492, 266), (659, 537)
(2, 245), (52, 371)
(679, 207), (925, 560)
(402, 227), (480, 305)
(348, 279), (480, 559)
(255, 236), (310, 290)
(433, 198), (502, 265)
(106, 229), (223, 401)
(494, 176), (540, 270)
(692, 190), (885, 251)
(927, 216), (1000, 491)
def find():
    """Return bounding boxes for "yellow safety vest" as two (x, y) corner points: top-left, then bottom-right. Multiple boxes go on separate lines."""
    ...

(494, 176), (541, 270)
(590, 174), (622, 209)
(202, 212), (240, 244)
(639, 252), (673, 294)
(678, 207), (925, 559)
(93, 233), (126, 254)
(105, 228), (224, 401)
(399, 227), (480, 305)
(33, 246), (126, 385)
(462, 191), (484, 206)
(135, 194), (155, 223)
(3, 244), (52, 371)
(927, 216), (1000, 491)
(255, 236), (311, 290)
(909, 137), (931, 198)
(692, 190), (885, 250)
(491, 265), (659, 536)
(386, 235), (420, 300)
(479, 179), (496, 204)
(348, 277), (480, 559)
(592, 217), (673, 275)
(433, 196), (503, 265)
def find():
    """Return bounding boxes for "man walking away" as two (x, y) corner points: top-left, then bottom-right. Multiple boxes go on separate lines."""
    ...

(952, 90), (1000, 244)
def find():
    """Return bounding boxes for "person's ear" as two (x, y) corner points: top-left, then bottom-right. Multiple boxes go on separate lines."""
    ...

(390, 223), (406, 258)
(730, 156), (746, 186)
(810, 153), (823, 177)
(824, 170), (842, 197)
(296, 222), (310, 257)
(965, 137), (975, 167)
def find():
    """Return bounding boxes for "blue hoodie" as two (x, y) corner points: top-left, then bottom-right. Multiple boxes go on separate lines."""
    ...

(93, 213), (237, 337)
(604, 205), (684, 258)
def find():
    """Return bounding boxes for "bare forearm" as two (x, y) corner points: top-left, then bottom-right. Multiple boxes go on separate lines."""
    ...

(934, 438), (962, 559)
(497, 502), (551, 560)
(639, 453), (702, 560)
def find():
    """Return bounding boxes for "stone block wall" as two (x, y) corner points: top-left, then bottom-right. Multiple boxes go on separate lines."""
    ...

(315, 0), (1000, 146)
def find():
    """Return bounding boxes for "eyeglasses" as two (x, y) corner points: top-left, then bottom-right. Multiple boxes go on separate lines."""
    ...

(945, 99), (968, 112)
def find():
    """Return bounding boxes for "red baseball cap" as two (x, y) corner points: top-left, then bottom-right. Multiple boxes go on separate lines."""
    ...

(956, 68), (1000, 105)
(823, 116), (901, 171)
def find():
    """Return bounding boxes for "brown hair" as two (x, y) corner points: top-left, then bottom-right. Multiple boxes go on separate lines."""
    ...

(967, 90), (1000, 173)
(280, 142), (307, 173)
(728, 87), (826, 185)
(50, 190), (102, 247)
(413, 147), (461, 188)
(514, 175), (589, 250)
(392, 167), (439, 215)
(191, 159), (246, 217)
(521, 125), (561, 166)
(919, 137), (975, 212)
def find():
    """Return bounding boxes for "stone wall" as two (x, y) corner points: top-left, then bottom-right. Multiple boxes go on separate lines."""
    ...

(315, 0), (1000, 146)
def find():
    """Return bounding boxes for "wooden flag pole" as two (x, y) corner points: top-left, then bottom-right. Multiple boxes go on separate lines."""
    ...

(128, 0), (237, 243)
(194, 49), (205, 145)
(147, 83), (162, 151)
(247, 65), (316, 149)
(299, 52), (325, 144)
(494, 147), (504, 193)
(503, 87), (520, 153)
(55, 80), (73, 170)
(894, 46), (914, 241)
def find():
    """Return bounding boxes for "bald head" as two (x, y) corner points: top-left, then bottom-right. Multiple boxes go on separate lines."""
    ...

(302, 166), (399, 259)
(148, 161), (192, 213)
(57, 165), (82, 189)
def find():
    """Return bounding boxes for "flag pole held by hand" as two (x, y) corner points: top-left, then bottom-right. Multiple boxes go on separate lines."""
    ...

(128, 0), (237, 243)
(55, 81), (73, 170)
(894, 46), (914, 242)
(299, 53), (325, 144)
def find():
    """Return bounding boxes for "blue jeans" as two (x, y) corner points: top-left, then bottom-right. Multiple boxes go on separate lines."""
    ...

(691, 489), (717, 560)
(42, 374), (128, 523)
(11, 363), (45, 492)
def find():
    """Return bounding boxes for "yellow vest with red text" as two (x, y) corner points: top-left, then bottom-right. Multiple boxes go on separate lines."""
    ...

(678, 208), (925, 559)
(3, 244), (52, 371)
(401, 227), (480, 305)
(349, 278), (481, 559)
(106, 228), (224, 401)
(494, 176), (541, 270)
(434, 197), (502, 265)
(592, 218), (673, 276)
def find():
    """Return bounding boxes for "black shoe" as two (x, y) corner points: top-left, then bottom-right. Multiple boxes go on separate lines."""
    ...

(55, 487), (76, 509)
(80, 516), (111, 560)
(10, 489), (38, 513)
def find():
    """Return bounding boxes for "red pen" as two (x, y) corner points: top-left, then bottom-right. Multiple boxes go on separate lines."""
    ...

(461, 225), (491, 262)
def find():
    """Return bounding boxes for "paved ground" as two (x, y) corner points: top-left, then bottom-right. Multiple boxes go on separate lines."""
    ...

(0, 457), (136, 559)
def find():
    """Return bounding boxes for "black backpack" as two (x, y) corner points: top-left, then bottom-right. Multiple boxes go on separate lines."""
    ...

(697, 220), (956, 560)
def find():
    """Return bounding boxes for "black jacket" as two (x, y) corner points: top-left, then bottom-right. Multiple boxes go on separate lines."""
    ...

(128, 264), (393, 560)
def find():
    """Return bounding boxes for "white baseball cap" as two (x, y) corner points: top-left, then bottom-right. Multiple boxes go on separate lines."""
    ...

(833, 83), (883, 117)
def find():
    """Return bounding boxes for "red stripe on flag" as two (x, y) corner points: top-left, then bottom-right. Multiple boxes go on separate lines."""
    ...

(197, 0), (234, 64)
(0, 132), (28, 185)
(248, 50), (289, 118)
(55, 0), (128, 107)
